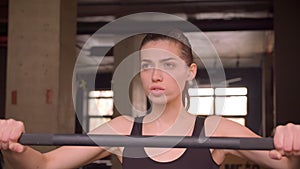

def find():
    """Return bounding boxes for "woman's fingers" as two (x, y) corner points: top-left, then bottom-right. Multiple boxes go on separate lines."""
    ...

(272, 123), (300, 159)
(0, 119), (25, 153)
(9, 142), (26, 153)
(269, 149), (283, 160)
(292, 126), (300, 154)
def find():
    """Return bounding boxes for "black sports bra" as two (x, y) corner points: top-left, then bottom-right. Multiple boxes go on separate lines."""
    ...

(122, 116), (220, 169)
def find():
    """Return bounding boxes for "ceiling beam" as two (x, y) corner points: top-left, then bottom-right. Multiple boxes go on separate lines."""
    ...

(77, 17), (273, 35)
(78, 0), (273, 17)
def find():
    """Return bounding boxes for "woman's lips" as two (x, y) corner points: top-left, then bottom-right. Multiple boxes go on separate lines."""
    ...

(150, 85), (165, 96)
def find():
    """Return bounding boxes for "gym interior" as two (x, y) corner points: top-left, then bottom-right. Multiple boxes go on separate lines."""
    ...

(0, 0), (300, 169)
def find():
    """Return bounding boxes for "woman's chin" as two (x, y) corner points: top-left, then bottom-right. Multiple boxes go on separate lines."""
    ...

(148, 94), (168, 105)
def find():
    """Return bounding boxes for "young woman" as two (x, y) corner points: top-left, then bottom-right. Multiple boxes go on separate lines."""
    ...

(0, 32), (300, 169)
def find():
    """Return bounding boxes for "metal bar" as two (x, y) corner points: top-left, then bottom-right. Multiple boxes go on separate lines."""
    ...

(19, 134), (274, 150)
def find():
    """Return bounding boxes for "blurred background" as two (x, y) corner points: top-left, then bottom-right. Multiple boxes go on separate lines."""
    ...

(0, 0), (299, 169)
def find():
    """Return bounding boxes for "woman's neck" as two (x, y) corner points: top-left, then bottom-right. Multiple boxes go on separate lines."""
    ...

(144, 98), (195, 135)
(149, 99), (184, 122)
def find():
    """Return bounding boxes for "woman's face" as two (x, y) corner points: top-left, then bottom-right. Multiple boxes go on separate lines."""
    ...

(140, 40), (194, 104)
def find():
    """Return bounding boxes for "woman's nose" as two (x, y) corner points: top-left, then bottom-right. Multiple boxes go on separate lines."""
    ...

(151, 68), (163, 82)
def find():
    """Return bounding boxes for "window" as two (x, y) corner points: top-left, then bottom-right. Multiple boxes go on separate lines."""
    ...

(87, 90), (114, 131)
(86, 88), (247, 131)
(188, 87), (247, 125)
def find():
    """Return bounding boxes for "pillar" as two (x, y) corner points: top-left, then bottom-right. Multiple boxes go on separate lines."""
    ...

(113, 35), (147, 118)
(273, 0), (300, 125)
(6, 0), (76, 149)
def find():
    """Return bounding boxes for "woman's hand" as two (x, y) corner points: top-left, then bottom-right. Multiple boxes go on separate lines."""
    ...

(0, 119), (26, 153)
(270, 123), (300, 160)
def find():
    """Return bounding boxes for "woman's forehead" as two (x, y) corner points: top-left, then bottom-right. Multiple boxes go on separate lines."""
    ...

(140, 48), (184, 62)
(140, 40), (183, 59)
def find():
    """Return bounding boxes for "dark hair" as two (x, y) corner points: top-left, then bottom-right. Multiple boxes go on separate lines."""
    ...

(140, 30), (194, 109)
(140, 30), (193, 66)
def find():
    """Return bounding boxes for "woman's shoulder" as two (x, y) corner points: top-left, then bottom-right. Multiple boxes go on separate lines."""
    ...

(204, 115), (258, 137)
(203, 115), (223, 137)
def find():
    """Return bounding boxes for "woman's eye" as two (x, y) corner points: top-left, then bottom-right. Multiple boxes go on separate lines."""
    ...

(164, 63), (175, 69)
(141, 63), (153, 69)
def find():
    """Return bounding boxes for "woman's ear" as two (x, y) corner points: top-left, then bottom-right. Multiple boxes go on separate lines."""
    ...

(187, 63), (197, 80)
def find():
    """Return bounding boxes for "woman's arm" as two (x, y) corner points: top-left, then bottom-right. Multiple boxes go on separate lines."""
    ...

(205, 116), (300, 169)
(0, 119), (111, 169)
(3, 144), (109, 169)
(1, 116), (133, 169)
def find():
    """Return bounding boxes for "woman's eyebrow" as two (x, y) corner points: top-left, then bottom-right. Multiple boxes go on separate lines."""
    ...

(141, 59), (152, 62)
(160, 58), (177, 62)
(141, 58), (177, 63)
